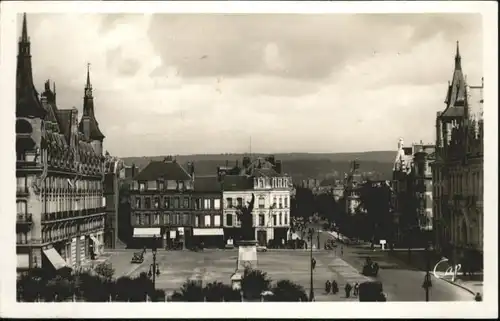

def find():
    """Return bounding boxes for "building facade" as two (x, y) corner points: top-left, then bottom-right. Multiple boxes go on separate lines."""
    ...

(344, 160), (363, 215)
(16, 14), (106, 272)
(431, 42), (483, 261)
(103, 152), (125, 249)
(392, 138), (435, 244)
(192, 175), (224, 248)
(129, 157), (194, 249)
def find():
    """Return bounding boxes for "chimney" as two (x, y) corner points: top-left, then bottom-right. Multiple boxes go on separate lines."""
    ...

(131, 163), (137, 177)
(274, 160), (282, 174)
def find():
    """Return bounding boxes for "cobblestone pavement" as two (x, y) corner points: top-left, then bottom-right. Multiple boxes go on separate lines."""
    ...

(103, 249), (364, 301)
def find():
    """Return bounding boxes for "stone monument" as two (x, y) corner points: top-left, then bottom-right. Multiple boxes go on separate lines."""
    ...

(235, 193), (257, 270)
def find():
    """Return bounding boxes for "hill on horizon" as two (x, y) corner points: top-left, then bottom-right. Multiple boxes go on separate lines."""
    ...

(120, 151), (397, 182)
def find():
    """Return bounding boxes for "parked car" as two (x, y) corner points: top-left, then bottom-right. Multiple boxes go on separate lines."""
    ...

(131, 251), (144, 264)
(359, 281), (386, 302)
(257, 245), (268, 252)
(362, 257), (379, 277)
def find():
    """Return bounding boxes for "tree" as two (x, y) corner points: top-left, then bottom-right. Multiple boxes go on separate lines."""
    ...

(203, 281), (240, 302)
(241, 268), (272, 301)
(357, 181), (393, 244)
(271, 280), (308, 301)
(94, 262), (115, 281)
(17, 268), (47, 302)
(176, 280), (205, 302)
(44, 276), (73, 302)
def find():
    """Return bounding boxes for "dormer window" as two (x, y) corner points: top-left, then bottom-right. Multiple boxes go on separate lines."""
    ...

(139, 182), (146, 191)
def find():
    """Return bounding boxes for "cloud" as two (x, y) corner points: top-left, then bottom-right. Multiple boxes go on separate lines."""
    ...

(22, 13), (483, 157)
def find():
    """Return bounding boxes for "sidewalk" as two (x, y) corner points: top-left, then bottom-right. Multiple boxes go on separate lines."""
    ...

(386, 249), (483, 296)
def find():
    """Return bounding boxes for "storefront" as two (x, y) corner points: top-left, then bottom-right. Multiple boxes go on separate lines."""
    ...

(133, 227), (162, 249)
(192, 228), (224, 248)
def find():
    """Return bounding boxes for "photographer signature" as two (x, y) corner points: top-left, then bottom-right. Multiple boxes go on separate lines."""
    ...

(433, 257), (461, 282)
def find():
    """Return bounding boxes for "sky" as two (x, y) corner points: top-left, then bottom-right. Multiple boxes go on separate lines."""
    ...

(20, 13), (483, 157)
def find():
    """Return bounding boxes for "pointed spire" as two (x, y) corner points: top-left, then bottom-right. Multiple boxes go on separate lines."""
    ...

(86, 62), (92, 88)
(21, 13), (29, 43)
(454, 41), (462, 70)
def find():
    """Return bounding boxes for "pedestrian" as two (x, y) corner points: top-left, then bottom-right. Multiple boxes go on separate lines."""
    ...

(331, 280), (338, 294)
(353, 282), (359, 296)
(345, 283), (352, 298)
(311, 257), (316, 270)
(341, 245), (344, 256)
(325, 280), (331, 294)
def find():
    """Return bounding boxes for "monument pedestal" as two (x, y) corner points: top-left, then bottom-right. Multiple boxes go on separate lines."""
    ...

(236, 240), (258, 271)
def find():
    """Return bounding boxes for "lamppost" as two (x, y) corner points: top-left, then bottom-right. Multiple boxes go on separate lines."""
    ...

(148, 241), (161, 288)
(422, 239), (432, 301)
(308, 227), (315, 301)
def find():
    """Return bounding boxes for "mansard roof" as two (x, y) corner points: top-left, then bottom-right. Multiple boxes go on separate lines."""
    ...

(133, 159), (192, 181)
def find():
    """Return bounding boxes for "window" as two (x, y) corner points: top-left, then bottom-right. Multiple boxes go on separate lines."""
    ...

(204, 199), (211, 209)
(284, 197), (288, 208)
(183, 213), (190, 225)
(259, 214), (265, 226)
(236, 197), (243, 207)
(135, 197), (141, 208)
(145, 197), (151, 209)
(279, 213), (282, 225)
(17, 201), (27, 214)
(284, 213), (288, 225)
(164, 197), (170, 209)
(226, 198), (233, 208)
(144, 214), (151, 225)
(173, 197), (180, 208)
(164, 213), (170, 225)
(17, 177), (27, 193)
(278, 197), (283, 208)
(154, 197), (160, 209)
(273, 215), (277, 226)
(139, 182), (146, 191)
(272, 197), (277, 207)
(153, 213), (160, 225)
(214, 215), (221, 226)
(258, 197), (265, 209)
(214, 199), (221, 210)
(226, 214), (233, 226)
(195, 215), (200, 227)
(204, 215), (211, 227)
(183, 197), (190, 208)
(135, 214), (141, 225)
(157, 181), (164, 191)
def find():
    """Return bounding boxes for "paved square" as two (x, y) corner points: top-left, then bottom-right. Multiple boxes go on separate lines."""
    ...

(106, 249), (364, 301)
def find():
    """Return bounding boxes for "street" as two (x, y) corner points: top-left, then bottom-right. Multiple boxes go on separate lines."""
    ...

(100, 229), (474, 302)
(316, 231), (474, 301)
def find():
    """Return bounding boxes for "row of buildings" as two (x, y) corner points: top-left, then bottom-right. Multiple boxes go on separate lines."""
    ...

(15, 14), (293, 274)
(392, 42), (483, 261)
(128, 155), (292, 249)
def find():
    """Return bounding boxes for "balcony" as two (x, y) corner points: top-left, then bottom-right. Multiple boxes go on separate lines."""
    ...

(42, 207), (106, 223)
(17, 213), (32, 224)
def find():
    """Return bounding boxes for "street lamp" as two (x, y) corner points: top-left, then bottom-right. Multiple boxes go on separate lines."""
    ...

(148, 242), (161, 288)
(422, 240), (432, 301)
(308, 227), (315, 301)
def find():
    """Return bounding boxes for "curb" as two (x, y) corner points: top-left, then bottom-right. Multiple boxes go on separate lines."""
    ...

(438, 277), (477, 295)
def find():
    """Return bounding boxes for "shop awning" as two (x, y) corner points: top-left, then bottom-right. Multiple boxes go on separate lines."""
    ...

(17, 254), (30, 269)
(193, 228), (224, 236)
(43, 248), (69, 270)
(90, 234), (101, 247)
(133, 227), (161, 238)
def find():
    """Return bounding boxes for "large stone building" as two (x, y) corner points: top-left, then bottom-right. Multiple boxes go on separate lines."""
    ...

(192, 175), (224, 248)
(392, 139), (435, 245)
(103, 152), (125, 248)
(431, 42), (483, 261)
(16, 14), (106, 272)
(129, 157), (194, 249)
(221, 156), (292, 246)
